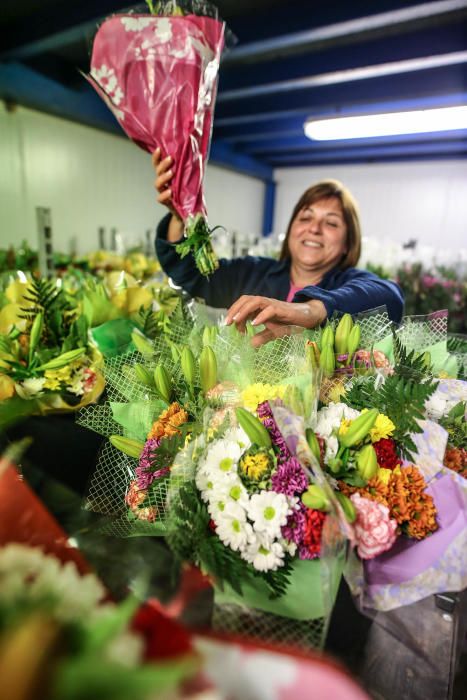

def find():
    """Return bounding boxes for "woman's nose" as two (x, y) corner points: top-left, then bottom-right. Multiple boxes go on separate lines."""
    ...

(308, 218), (321, 234)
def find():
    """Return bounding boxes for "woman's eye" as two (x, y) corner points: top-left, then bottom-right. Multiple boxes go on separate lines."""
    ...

(326, 221), (338, 228)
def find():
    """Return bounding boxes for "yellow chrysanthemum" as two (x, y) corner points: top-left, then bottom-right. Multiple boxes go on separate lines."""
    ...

(370, 413), (396, 442)
(375, 468), (392, 485)
(239, 452), (271, 481)
(241, 383), (286, 412)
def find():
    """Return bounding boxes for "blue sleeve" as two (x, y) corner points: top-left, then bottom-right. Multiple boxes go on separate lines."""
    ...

(155, 214), (273, 308)
(293, 268), (404, 322)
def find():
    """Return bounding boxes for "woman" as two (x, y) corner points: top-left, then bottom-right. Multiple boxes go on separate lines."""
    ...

(153, 149), (403, 346)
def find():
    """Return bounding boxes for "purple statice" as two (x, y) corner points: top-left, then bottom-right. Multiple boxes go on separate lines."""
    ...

(257, 401), (290, 463)
(135, 436), (169, 490)
(272, 457), (308, 496)
(281, 505), (306, 546)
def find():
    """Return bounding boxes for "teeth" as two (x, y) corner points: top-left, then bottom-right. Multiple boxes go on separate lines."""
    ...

(303, 241), (322, 248)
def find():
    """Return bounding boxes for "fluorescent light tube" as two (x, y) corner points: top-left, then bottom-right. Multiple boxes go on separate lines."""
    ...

(304, 105), (467, 140)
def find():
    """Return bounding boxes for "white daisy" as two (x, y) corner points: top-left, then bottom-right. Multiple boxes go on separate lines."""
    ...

(204, 439), (242, 479)
(215, 502), (253, 552)
(248, 491), (291, 539)
(244, 538), (285, 572)
(223, 426), (251, 451)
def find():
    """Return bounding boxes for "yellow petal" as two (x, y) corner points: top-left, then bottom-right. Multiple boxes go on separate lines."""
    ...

(5, 281), (29, 304)
(0, 374), (15, 400)
(0, 304), (27, 334)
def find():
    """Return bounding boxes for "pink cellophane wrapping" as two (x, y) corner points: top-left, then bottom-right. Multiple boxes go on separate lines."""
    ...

(87, 14), (225, 221)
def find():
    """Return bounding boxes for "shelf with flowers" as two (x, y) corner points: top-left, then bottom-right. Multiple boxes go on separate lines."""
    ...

(0, 277), (104, 428)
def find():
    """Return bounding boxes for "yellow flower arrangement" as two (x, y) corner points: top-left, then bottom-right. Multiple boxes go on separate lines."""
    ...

(241, 383), (287, 412)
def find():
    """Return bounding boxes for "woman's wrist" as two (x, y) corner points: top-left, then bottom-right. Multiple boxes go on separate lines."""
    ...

(303, 299), (327, 327)
(167, 213), (184, 243)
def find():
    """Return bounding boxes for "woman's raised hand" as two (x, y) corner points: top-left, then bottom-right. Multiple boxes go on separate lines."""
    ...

(225, 295), (327, 347)
(152, 147), (176, 212)
(152, 148), (184, 242)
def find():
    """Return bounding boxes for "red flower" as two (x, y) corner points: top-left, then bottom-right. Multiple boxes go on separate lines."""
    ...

(301, 509), (326, 559)
(373, 438), (402, 470)
(131, 600), (193, 661)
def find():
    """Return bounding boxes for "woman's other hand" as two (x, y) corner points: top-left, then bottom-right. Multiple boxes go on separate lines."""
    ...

(152, 148), (183, 242)
(225, 295), (327, 347)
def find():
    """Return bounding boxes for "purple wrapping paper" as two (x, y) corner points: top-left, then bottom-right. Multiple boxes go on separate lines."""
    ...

(364, 474), (466, 585)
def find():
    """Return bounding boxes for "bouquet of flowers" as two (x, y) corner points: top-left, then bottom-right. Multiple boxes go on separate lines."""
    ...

(79, 312), (347, 650)
(311, 334), (467, 612)
(86, 0), (226, 276)
(0, 277), (104, 426)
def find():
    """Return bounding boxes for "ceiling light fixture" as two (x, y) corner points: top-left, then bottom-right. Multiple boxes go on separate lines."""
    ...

(304, 105), (467, 140)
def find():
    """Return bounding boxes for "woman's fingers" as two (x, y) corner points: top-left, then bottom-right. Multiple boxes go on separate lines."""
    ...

(157, 189), (172, 206)
(251, 303), (280, 327)
(251, 322), (293, 348)
(225, 296), (266, 326)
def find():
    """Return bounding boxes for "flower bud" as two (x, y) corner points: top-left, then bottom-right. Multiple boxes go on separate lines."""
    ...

(321, 324), (334, 349)
(199, 345), (217, 393)
(305, 428), (321, 464)
(135, 363), (154, 387)
(356, 444), (378, 482)
(347, 323), (361, 359)
(335, 491), (357, 523)
(335, 314), (353, 354)
(154, 364), (172, 402)
(319, 344), (335, 377)
(180, 347), (197, 389)
(301, 484), (330, 512)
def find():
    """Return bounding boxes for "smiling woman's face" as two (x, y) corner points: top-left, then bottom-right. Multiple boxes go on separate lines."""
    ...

(287, 196), (348, 273)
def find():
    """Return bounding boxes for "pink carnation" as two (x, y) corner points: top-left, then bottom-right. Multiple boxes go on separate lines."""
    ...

(350, 493), (398, 560)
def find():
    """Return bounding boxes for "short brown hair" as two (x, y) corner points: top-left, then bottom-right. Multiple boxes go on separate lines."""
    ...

(279, 179), (361, 269)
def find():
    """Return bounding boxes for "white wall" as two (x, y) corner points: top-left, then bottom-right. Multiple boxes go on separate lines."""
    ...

(273, 161), (467, 256)
(0, 103), (265, 255)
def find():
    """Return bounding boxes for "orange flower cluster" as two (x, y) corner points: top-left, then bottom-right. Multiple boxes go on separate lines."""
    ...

(444, 447), (467, 479)
(147, 402), (188, 440)
(386, 466), (437, 540)
(339, 465), (437, 540)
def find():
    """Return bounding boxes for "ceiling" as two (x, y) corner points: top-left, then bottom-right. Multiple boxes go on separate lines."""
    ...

(1, 0), (466, 178)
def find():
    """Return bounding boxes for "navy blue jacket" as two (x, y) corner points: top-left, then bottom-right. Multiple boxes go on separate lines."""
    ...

(156, 214), (404, 322)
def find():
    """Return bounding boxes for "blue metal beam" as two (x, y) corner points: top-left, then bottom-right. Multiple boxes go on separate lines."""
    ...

(209, 142), (273, 181)
(262, 180), (276, 236)
(265, 139), (467, 165)
(0, 1), (133, 59)
(0, 61), (121, 133)
(219, 20), (467, 92)
(241, 130), (467, 156)
(214, 64), (467, 119)
(218, 51), (467, 103)
(223, 0), (467, 65)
